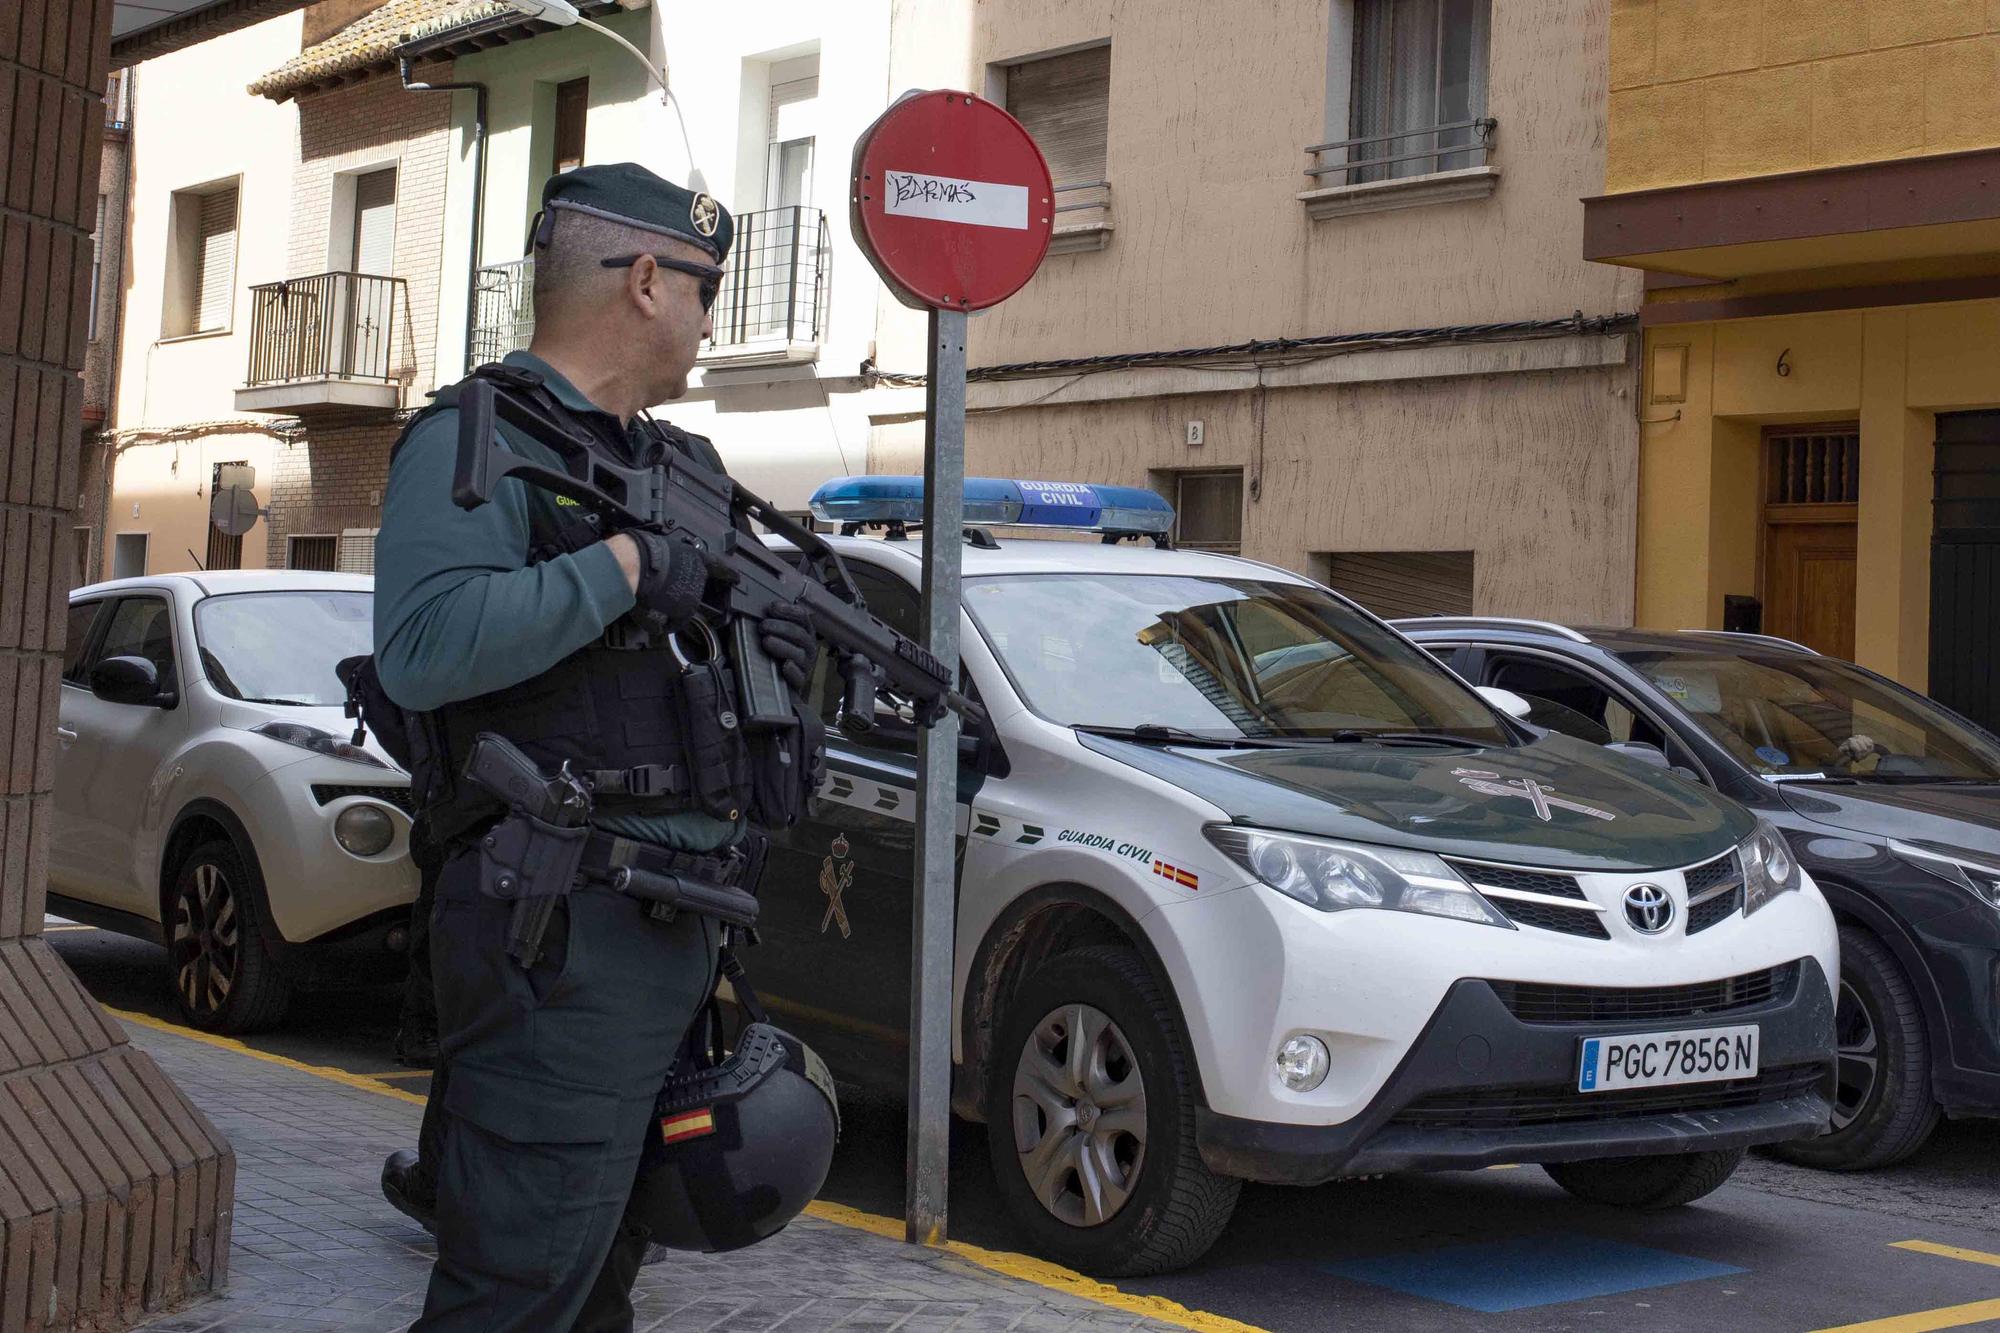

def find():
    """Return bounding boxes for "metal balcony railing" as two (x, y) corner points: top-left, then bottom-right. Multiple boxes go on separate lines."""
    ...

(469, 256), (535, 371)
(707, 206), (828, 351)
(244, 272), (404, 387)
(1304, 116), (1497, 186)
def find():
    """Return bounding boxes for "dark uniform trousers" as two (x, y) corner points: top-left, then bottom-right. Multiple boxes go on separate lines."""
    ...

(414, 848), (719, 1331)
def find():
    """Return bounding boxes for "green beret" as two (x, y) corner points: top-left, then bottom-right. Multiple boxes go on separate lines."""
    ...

(533, 162), (733, 263)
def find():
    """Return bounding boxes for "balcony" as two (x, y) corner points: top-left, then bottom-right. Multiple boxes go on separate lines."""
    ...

(1051, 180), (1112, 254)
(236, 272), (406, 414)
(469, 256), (535, 371)
(1298, 117), (1499, 220)
(701, 206), (828, 369)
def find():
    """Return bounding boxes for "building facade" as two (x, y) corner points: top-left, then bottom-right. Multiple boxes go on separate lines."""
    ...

(1588, 2), (2000, 728)
(72, 65), (136, 588)
(868, 0), (1646, 624)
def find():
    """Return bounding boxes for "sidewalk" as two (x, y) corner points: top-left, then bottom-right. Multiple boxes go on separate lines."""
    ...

(123, 1018), (1203, 1333)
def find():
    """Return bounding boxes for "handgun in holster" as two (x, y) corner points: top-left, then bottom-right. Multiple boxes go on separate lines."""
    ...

(461, 732), (593, 967)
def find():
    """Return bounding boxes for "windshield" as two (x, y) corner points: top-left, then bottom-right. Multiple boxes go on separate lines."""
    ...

(193, 590), (373, 707)
(1618, 648), (2000, 782)
(964, 573), (1510, 742)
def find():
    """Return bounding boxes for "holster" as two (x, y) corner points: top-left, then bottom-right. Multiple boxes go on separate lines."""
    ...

(474, 812), (590, 967)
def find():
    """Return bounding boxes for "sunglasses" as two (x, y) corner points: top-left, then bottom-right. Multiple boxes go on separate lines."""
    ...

(600, 254), (724, 311)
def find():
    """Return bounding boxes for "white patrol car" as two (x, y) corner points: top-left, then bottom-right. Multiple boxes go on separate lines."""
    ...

(751, 477), (1840, 1278)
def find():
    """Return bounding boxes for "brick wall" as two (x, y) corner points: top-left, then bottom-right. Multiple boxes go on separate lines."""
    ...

(264, 411), (403, 566)
(1608, 0), (2000, 192)
(287, 69), (453, 403)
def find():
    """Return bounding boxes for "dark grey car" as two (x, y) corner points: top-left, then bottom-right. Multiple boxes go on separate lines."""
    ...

(1395, 618), (2000, 1170)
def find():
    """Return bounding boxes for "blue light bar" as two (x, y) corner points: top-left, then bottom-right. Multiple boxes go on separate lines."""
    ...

(809, 476), (1176, 535)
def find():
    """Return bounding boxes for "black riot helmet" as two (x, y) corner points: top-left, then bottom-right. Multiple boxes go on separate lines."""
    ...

(628, 1022), (840, 1252)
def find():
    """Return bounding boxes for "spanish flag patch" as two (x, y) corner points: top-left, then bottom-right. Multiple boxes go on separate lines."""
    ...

(661, 1108), (716, 1144)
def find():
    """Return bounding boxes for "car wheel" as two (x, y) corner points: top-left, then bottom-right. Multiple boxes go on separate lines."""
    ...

(1767, 926), (1939, 1170)
(1543, 1148), (1744, 1209)
(984, 944), (1239, 1277)
(167, 839), (292, 1033)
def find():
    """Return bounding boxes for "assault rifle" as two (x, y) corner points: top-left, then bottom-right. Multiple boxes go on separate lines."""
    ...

(450, 374), (977, 732)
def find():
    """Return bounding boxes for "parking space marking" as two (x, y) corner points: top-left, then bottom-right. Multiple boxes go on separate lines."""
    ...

(1807, 1298), (2000, 1333)
(1322, 1234), (1745, 1314)
(1891, 1240), (2000, 1271)
(109, 1004), (1269, 1333)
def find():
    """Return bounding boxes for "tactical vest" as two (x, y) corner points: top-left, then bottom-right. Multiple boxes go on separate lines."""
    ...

(382, 364), (753, 845)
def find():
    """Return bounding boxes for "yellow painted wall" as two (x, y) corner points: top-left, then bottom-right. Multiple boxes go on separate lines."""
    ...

(1607, 0), (2000, 192)
(1636, 297), (2000, 688)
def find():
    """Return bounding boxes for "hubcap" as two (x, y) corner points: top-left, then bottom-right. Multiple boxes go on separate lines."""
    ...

(1831, 977), (1879, 1132)
(1009, 1002), (1147, 1228)
(169, 862), (238, 1019)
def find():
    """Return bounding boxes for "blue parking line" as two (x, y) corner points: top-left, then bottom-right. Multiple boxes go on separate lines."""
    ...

(1321, 1233), (1746, 1313)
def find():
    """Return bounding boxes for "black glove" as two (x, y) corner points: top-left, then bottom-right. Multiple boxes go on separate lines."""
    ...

(759, 603), (818, 695)
(629, 530), (708, 625)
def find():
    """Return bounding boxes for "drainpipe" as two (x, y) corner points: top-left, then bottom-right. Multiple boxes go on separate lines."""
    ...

(399, 57), (489, 371)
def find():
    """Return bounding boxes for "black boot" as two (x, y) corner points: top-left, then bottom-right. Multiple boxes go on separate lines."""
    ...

(380, 1148), (437, 1233)
(394, 1024), (440, 1069)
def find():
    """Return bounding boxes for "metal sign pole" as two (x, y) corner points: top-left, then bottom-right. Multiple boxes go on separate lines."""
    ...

(907, 306), (967, 1244)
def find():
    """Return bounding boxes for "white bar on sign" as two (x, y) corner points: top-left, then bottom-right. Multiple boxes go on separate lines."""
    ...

(882, 170), (1029, 230)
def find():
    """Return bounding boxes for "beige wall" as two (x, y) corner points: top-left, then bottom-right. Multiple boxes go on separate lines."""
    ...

(958, 0), (1637, 367)
(1607, 0), (2000, 193)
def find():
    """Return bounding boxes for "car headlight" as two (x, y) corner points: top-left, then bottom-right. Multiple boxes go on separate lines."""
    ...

(1740, 818), (1802, 915)
(1889, 839), (2000, 911)
(1204, 825), (1515, 929)
(333, 804), (397, 857)
(251, 721), (387, 769)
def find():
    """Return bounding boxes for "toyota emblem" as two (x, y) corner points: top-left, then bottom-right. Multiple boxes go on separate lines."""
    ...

(1623, 883), (1674, 934)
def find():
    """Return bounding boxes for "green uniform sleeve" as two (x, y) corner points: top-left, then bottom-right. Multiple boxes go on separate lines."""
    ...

(372, 410), (637, 711)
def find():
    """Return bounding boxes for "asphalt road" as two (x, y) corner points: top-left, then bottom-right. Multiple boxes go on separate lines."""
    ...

(49, 921), (2000, 1333)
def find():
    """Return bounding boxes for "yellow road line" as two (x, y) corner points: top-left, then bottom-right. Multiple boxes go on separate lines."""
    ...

(1807, 1298), (2000, 1333)
(803, 1199), (1268, 1333)
(43, 924), (97, 932)
(1893, 1240), (2000, 1271)
(114, 1005), (1267, 1333)
(105, 1007), (428, 1106)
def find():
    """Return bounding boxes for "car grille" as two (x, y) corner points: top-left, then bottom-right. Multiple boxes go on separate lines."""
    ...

(1683, 852), (1738, 896)
(1444, 860), (1587, 901)
(312, 783), (416, 816)
(1388, 1064), (1825, 1130)
(1487, 962), (1800, 1025)
(1489, 896), (1610, 939)
(1686, 885), (1743, 934)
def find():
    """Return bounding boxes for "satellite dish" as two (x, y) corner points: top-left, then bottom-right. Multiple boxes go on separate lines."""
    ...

(209, 485), (263, 537)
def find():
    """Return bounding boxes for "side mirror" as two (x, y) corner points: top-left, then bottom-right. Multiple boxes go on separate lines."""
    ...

(90, 655), (174, 708)
(1476, 685), (1533, 720)
(1605, 740), (1670, 769)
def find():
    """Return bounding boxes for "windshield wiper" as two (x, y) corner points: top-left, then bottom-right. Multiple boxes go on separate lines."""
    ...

(1272, 729), (1492, 748)
(1073, 723), (1289, 749)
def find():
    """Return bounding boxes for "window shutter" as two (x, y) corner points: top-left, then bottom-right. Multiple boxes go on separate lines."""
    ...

(768, 74), (818, 144)
(1005, 45), (1109, 186)
(195, 188), (237, 332)
(1321, 551), (1474, 619)
(338, 528), (378, 575)
(350, 169), (396, 275)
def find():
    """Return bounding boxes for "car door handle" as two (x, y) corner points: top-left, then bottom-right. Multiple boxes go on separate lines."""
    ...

(55, 725), (78, 745)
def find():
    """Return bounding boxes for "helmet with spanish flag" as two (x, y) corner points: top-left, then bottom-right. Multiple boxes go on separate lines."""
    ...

(628, 1021), (841, 1253)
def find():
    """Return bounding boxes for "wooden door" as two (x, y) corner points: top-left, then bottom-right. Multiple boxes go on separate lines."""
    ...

(1762, 426), (1859, 659)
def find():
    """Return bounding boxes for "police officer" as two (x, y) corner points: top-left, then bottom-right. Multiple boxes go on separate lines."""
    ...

(371, 163), (819, 1330)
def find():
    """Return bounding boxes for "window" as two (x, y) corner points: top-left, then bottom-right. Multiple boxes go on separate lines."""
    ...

(1165, 470), (1243, 554)
(205, 461), (246, 571)
(88, 195), (105, 341)
(163, 181), (238, 337)
(765, 57), (818, 210)
(104, 69), (130, 129)
(288, 534), (339, 571)
(1319, 551), (1474, 619)
(1004, 45), (1109, 191)
(349, 168), (396, 275)
(95, 596), (177, 693)
(111, 532), (147, 580)
(1483, 652), (1670, 754)
(1349, 0), (1490, 182)
(811, 565), (922, 731)
(553, 78), (588, 174)
(63, 601), (106, 683)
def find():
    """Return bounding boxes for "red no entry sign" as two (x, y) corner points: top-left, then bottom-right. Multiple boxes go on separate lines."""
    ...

(849, 90), (1055, 312)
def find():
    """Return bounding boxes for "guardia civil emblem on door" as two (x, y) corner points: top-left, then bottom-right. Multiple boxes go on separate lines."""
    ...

(819, 833), (855, 938)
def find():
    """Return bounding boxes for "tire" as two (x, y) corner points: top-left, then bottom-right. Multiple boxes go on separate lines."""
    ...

(1767, 925), (1939, 1170)
(165, 839), (292, 1033)
(984, 944), (1240, 1277)
(1543, 1148), (1744, 1209)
